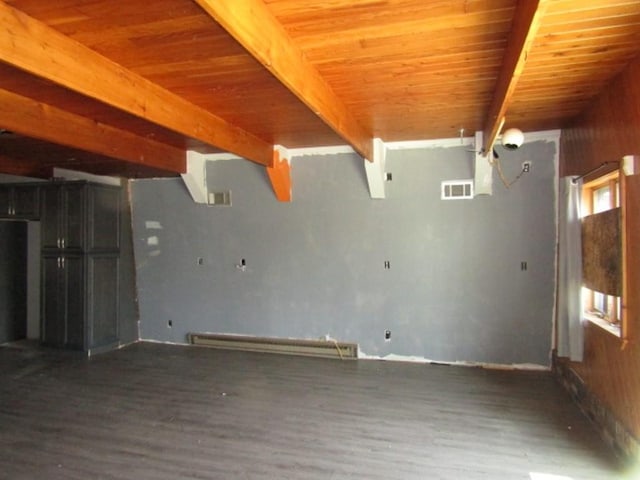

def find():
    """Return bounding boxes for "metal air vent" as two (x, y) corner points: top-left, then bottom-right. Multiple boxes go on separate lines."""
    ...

(208, 190), (231, 206)
(441, 180), (473, 200)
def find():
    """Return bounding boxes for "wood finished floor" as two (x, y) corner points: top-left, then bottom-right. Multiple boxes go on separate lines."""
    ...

(0, 342), (629, 479)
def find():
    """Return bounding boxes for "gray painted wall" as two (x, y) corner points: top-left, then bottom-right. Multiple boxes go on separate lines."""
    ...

(131, 140), (557, 365)
(117, 182), (141, 345)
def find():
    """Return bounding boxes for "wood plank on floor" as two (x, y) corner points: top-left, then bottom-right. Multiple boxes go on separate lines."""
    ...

(0, 342), (629, 480)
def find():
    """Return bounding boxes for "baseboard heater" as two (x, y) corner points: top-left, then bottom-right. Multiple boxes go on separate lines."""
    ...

(188, 333), (358, 360)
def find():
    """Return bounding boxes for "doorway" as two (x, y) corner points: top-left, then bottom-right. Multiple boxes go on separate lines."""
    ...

(0, 220), (40, 344)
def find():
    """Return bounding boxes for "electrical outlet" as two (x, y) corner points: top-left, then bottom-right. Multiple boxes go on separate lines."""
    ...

(522, 161), (531, 173)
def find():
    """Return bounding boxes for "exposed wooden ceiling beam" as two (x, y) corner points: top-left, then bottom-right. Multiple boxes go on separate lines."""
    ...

(482, 0), (549, 152)
(267, 147), (292, 202)
(193, 0), (374, 161)
(0, 2), (273, 166)
(0, 154), (53, 178)
(0, 88), (185, 174)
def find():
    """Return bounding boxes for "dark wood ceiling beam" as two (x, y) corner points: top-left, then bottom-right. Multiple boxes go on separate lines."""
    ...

(0, 88), (185, 174)
(0, 154), (52, 178)
(482, 0), (549, 152)
(193, 0), (374, 161)
(0, 2), (273, 166)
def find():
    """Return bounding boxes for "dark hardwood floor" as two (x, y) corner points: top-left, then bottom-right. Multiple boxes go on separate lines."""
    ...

(0, 342), (630, 479)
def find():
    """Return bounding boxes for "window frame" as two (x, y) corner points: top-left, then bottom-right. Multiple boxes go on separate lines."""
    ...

(581, 170), (622, 334)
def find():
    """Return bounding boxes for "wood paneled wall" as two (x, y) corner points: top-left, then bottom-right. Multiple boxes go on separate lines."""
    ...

(560, 54), (640, 177)
(559, 54), (640, 441)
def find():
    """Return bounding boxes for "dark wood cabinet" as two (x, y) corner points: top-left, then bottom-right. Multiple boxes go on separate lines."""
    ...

(87, 186), (120, 251)
(39, 181), (121, 353)
(41, 183), (86, 251)
(0, 184), (40, 220)
(41, 253), (85, 349)
(87, 254), (119, 348)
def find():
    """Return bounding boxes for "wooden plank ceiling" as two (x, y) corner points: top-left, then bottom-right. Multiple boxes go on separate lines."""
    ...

(0, 0), (639, 178)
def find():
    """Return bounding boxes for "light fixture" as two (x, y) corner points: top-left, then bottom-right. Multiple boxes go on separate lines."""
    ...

(501, 128), (524, 150)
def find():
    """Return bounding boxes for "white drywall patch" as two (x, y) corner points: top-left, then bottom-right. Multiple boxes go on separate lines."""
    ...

(145, 221), (163, 230)
(358, 349), (548, 370)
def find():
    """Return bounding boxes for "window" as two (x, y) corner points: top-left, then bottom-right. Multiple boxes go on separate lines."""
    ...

(581, 171), (622, 332)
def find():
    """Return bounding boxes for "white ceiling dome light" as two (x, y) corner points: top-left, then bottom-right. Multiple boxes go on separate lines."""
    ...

(501, 128), (524, 150)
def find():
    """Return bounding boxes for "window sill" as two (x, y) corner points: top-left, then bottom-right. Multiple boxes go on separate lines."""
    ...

(584, 314), (621, 337)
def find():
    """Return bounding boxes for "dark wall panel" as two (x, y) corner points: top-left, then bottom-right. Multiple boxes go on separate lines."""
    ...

(0, 221), (27, 343)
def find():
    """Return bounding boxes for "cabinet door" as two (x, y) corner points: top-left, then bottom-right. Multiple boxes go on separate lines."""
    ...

(41, 184), (86, 251)
(88, 186), (120, 251)
(41, 254), (85, 349)
(41, 186), (62, 250)
(64, 255), (85, 350)
(0, 185), (40, 219)
(62, 184), (85, 250)
(87, 255), (119, 349)
(0, 186), (11, 217)
(41, 255), (65, 347)
(12, 186), (40, 219)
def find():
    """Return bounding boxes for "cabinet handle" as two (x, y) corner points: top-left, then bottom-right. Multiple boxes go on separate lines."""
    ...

(62, 238), (65, 249)
(57, 257), (61, 268)
(62, 257), (65, 269)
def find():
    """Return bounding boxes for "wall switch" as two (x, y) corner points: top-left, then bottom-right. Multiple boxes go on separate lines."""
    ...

(522, 161), (531, 173)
